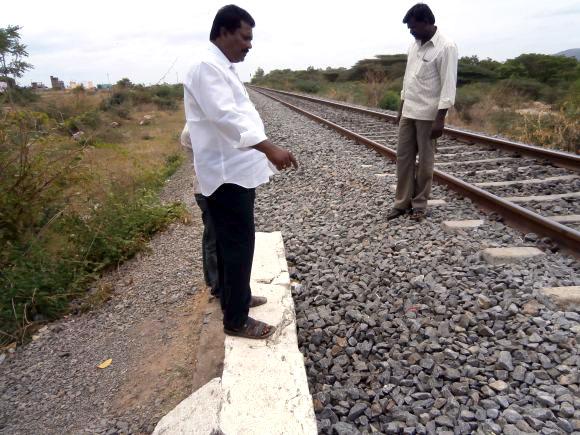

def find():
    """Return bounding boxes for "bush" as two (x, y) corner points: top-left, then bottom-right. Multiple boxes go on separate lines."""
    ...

(454, 83), (492, 117)
(63, 110), (101, 133)
(0, 87), (40, 105)
(295, 79), (321, 93)
(501, 77), (547, 100)
(1, 188), (185, 343)
(379, 90), (400, 110)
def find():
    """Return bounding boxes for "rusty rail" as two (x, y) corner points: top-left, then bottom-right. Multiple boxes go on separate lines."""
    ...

(252, 86), (580, 255)
(250, 86), (580, 171)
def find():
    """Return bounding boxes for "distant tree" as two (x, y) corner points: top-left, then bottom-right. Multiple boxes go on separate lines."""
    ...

(0, 25), (33, 81)
(72, 83), (85, 95)
(499, 54), (579, 84)
(459, 55), (480, 66)
(254, 67), (265, 79)
(116, 77), (133, 88)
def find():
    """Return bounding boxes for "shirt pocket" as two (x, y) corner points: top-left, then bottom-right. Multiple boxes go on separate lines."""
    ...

(417, 47), (440, 81)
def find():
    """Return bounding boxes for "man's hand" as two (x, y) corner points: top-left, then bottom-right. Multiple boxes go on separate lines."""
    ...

(396, 100), (404, 125)
(430, 117), (445, 139)
(430, 109), (448, 139)
(253, 140), (298, 171)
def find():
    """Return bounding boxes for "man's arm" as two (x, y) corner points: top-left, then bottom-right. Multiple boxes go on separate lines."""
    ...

(431, 43), (458, 139)
(253, 140), (297, 171)
(188, 63), (297, 170)
(190, 62), (267, 148)
(396, 99), (404, 124)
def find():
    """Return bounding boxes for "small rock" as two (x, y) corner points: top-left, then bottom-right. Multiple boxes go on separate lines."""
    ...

(496, 351), (513, 371)
(489, 380), (508, 392)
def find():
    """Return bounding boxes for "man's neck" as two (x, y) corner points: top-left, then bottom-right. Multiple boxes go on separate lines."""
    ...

(420, 26), (437, 45)
(212, 40), (233, 63)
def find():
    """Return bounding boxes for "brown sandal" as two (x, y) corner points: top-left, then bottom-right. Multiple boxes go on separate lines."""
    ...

(224, 317), (276, 340)
(249, 295), (267, 308)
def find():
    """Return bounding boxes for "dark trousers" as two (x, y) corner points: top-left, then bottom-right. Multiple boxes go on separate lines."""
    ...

(206, 183), (255, 329)
(194, 194), (219, 295)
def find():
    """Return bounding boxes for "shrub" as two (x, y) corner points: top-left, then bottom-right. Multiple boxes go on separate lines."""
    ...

(379, 90), (400, 110)
(295, 79), (321, 93)
(63, 110), (101, 133)
(0, 87), (40, 105)
(501, 77), (547, 100)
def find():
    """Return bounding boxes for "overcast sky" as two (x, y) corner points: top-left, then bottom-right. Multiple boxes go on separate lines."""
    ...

(4, 0), (579, 86)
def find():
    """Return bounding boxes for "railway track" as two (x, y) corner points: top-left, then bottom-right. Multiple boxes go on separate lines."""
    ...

(250, 86), (580, 255)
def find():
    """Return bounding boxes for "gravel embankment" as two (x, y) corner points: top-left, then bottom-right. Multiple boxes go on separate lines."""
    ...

(251, 90), (580, 435)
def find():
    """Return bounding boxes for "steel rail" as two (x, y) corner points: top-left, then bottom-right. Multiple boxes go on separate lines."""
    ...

(252, 87), (580, 255)
(250, 85), (580, 171)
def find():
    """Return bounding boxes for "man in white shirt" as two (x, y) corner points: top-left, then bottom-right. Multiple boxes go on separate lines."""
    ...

(388, 3), (458, 221)
(184, 5), (297, 339)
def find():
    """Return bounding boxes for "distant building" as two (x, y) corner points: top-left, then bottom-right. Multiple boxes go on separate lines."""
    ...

(86, 81), (95, 89)
(50, 76), (65, 90)
(97, 83), (112, 90)
(31, 82), (48, 89)
(69, 81), (80, 89)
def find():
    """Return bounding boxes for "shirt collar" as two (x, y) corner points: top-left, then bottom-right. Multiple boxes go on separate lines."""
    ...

(426, 29), (440, 47)
(415, 29), (440, 48)
(208, 42), (233, 69)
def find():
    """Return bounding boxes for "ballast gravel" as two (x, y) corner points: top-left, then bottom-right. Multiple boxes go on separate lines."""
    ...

(251, 90), (580, 435)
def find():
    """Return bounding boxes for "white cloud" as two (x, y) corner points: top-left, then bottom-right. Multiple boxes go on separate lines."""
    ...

(3, 0), (578, 86)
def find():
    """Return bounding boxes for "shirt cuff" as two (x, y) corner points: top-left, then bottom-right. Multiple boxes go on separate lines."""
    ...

(237, 129), (268, 148)
(438, 98), (454, 110)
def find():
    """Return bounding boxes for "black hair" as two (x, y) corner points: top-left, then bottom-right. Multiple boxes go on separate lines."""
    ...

(209, 5), (255, 41)
(403, 3), (435, 25)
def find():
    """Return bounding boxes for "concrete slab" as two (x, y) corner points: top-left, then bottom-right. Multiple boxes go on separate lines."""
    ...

(442, 219), (484, 233)
(455, 166), (532, 176)
(503, 192), (580, 203)
(475, 175), (577, 187)
(153, 378), (222, 435)
(541, 286), (580, 308)
(481, 247), (545, 265)
(436, 157), (518, 166)
(439, 151), (487, 157)
(428, 199), (447, 206)
(153, 232), (316, 435)
(549, 215), (580, 224)
(437, 145), (469, 151)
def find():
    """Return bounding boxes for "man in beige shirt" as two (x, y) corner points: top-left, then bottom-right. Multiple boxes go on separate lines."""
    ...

(388, 3), (458, 221)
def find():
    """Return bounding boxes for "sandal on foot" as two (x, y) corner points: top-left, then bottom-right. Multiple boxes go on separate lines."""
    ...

(224, 317), (276, 340)
(249, 295), (267, 308)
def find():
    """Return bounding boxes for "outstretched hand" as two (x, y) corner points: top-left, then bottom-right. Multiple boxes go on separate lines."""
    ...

(253, 140), (298, 171)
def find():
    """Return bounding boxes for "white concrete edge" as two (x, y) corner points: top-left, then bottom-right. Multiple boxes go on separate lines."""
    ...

(153, 232), (316, 435)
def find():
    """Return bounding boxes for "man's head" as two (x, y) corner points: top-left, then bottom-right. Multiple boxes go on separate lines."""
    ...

(403, 3), (436, 41)
(210, 5), (255, 63)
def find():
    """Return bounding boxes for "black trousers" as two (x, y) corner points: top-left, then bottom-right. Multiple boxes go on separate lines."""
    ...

(206, 183), (255, 329)
(194, 194), (219, 295)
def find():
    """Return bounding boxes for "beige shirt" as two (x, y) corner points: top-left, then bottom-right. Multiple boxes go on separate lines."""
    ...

(180, 125), (201, 194)
(401, 30), (458, 121)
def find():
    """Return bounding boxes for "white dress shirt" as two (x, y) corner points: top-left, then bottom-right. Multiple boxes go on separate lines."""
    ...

(180, 125), (201, 194)
(400, 30), (458, 121)
(183, 43), (275, 196)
